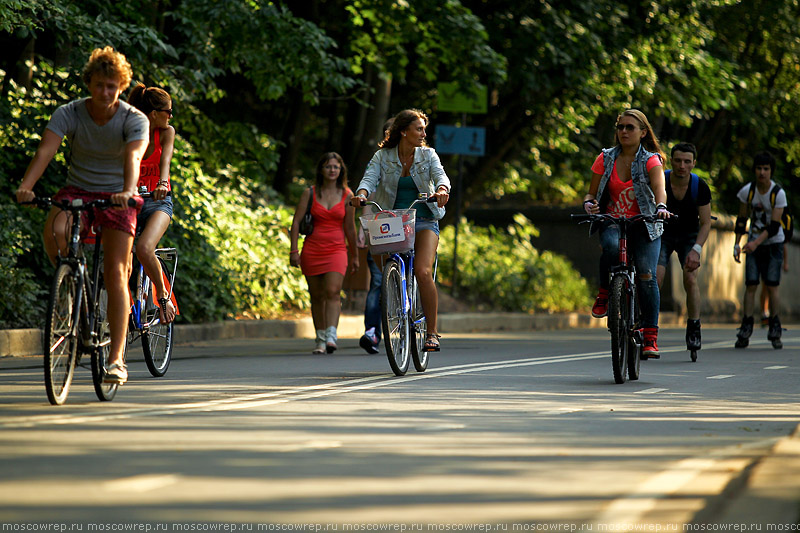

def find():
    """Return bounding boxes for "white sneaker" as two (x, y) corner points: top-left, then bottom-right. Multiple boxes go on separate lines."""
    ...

(104, 363), (127, 384)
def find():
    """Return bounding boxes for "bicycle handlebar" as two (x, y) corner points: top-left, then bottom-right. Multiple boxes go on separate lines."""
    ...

(19, 190), (171, 210)
(358, 194), (438, 212)
(571, 212), (677, 225)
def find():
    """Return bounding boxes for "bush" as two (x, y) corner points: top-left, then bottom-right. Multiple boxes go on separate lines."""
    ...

(0, 204), (48, 328)
(158, 136), (309, 322)
(437, 214), (591, 313)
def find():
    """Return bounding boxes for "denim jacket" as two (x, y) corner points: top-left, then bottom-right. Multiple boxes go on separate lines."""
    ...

(357, 146), (451, 220)
(595, 144), (663, 241)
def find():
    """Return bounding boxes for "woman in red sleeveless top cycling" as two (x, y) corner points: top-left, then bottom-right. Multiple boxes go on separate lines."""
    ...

(128, 83), (177, 324)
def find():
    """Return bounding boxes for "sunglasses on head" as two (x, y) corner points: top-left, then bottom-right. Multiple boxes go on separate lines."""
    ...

(616, 123), (639, 132)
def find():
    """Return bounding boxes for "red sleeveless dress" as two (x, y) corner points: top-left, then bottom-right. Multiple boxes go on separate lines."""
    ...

(300, 187), (351, 276)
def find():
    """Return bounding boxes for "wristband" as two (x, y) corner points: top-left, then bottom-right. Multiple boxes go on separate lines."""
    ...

(692, 243), (702, 255)
(656, 203), (667, 211)
(583, 199), (595, 205)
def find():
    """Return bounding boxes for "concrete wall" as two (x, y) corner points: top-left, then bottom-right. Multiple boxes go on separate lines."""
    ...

(465, 205), (799, 321)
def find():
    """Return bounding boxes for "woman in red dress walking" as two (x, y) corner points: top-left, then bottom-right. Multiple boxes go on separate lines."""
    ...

(290, 152), (359, 353)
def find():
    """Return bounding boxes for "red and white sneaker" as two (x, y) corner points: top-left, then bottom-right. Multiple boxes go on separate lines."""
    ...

(591, 288), (609, 318)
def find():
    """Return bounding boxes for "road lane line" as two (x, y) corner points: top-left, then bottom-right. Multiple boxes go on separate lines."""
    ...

(635, 388), (668, 394)
(765, 365), (788, 370)
(708, 375), (735, 380)
(0, 338), (771, 428)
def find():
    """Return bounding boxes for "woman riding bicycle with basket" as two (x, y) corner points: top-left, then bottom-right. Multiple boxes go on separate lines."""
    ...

(350, 109), (450, 352)
(15, 46), (149, 385)
(582, 109), (670, 358)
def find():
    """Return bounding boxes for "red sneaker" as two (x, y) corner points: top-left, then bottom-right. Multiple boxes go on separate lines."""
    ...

(643, 327), (660, 359)
(591, 288), (609, 318)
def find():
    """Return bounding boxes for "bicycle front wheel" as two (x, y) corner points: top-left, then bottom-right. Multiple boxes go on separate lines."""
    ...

(44, 264), (78, 405)
(382, 260), (409, 376)
(627, 282), (641, 381)
(141, 257), (174, 377)
(608, 275), (630, 384)
(90, 274), (119, 401)
(410, 281), (428, 372)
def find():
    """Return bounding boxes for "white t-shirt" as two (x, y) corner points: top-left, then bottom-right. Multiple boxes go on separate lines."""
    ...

(736, 180), (788, 245)
(46, 98), (149, 192)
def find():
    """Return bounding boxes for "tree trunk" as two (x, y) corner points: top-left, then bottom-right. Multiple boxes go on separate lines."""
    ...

(349, 73), (391, 189)
(274, 90), (310, 194)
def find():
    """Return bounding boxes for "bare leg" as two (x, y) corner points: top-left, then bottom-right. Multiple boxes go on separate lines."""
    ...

(135, 211), (175, 322)
(414, 230), (439, 336)
(102, 228), (135, 368)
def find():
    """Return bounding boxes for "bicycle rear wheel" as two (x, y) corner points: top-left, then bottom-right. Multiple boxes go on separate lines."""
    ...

(141, 257), (174, 377)
(608, 275), (629, 384)
(90, 274), (119, 401)
(382, 260), (409, 376)
(44, 264), (78, 405)
(410, 281), (428, 372)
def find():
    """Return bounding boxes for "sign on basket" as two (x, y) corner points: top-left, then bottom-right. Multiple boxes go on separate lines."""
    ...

(366, 217), (404, 245)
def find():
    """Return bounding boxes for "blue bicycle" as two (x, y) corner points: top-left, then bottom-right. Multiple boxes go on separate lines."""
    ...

(128, 190), (177, 377)
(359, 195), (438, 376)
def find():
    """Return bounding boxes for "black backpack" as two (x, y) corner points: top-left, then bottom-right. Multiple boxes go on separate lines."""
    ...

(747, 182), (793, 243)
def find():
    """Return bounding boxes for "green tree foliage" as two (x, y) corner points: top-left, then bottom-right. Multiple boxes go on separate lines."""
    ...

(2, 0), (800, 327)
(437, 215), (591, 313)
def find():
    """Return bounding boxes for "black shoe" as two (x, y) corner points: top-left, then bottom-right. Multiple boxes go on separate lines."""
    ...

(735, 316), (754, 348)
(359, 333), (379, 354)
(768, 316), (783, 349)
(686, 319), (701, 351)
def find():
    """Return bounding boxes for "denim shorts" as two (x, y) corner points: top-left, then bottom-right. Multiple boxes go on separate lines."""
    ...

(745, 242), (784, 286)
(137, 196), (173, 236)
(658, 232), (698, 267)
(415, 217), (440, 236)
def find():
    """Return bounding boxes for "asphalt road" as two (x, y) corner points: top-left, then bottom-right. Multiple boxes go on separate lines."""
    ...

(0, 325), (797, 528)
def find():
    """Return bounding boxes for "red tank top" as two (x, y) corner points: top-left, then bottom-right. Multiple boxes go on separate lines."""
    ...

(138, 129), (170, 191)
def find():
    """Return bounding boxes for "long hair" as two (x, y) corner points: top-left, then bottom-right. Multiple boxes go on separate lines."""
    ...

(128, 83), (171, 116)
(315, 152), (347, 192)
(615, 109), (665, 161)
(379, 109), (428, 149)
(81, 46), (133, 92)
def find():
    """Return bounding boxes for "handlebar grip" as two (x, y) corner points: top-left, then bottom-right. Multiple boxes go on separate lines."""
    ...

(426, 196), (438, 203)
(127, 198), (138, 207)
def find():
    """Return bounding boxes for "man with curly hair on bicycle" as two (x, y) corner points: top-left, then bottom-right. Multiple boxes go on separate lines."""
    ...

(16, 47), (149, 385)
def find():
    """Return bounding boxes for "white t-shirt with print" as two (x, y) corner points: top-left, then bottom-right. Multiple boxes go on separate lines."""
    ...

(736, 180), (788, 245)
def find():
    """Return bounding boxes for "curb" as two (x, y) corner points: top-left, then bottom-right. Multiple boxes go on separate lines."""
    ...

(0, 311), (615, 358)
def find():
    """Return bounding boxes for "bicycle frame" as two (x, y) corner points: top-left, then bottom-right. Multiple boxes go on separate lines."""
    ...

(130, 247), (178, 332)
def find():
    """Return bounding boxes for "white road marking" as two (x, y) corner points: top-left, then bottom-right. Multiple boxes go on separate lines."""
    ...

(635, 388), (668, 394)
(708, 375), (735, 380)
(103, 474), (178, 493)
(765, 365), (788, 370)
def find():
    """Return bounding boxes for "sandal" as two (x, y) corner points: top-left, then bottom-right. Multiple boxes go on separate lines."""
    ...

(424, 333), (441, 352)
(312, 343), (326, 354)
(158, 297), (176, 324)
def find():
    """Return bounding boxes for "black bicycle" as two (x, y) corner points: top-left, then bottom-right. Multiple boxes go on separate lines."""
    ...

(26, 196), (128, 404)
(572, 213), (667, 384)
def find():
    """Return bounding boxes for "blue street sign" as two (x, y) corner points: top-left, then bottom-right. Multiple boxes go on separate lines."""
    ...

(436, 125), (486, 156)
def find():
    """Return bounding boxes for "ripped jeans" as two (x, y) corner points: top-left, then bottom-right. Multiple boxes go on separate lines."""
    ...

(599, 223), (661, 329)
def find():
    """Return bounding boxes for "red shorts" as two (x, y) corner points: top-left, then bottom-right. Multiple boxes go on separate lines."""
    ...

(53, 186), (143, 240)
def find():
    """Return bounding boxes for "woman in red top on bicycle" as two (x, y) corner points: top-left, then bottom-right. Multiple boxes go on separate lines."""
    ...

(582, 109), (670, 358)
(127, 83), (177, 324)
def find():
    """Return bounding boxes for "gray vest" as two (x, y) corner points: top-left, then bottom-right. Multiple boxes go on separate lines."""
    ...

(596, 144), (663, 241)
